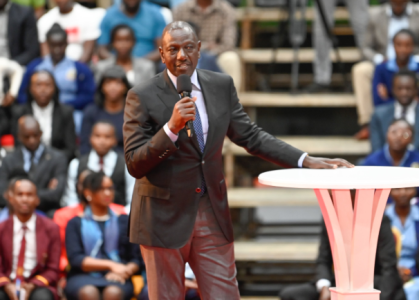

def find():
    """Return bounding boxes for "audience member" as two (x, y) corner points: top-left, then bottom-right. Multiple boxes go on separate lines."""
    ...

(0, 116), (67, 213)
(0, 57), (23, 107)
(370, 70), (419, 152)
(37, 0), (101, 62)
(173, 0), (242, 90)
(373, 30), (419, 107)
(363, 119), (419, 167)
(386, 187), (419, 300)
(64, 171), (141, 300)
(0, 178), (60, 300)
(305, 0), (368, 93)
(353, 0), (419, 139)
(81, 68), (129, 155)
(12, 70), (76, 161)
(280, 216), (406, 300)
(17, 24), (95, 134)
(0, 0), (39, 66)
(11, 0), (45, 19)
(64, 121), (134, 209)
(54, 169), (126, 273)
(97, 0), (166, 62)
(95, 24), (155, 86)
(0, 169), (29, 223)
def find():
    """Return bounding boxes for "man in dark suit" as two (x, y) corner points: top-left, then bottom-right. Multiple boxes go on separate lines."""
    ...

(123, 21), (353, 299)
(0, 0), (39, 66)
(0, 177), (60, 300)
(370, 69), (419, 152)
(0, 116), (67, 214)
(11, 70), (76, 162)
(279, 216), (406, 300)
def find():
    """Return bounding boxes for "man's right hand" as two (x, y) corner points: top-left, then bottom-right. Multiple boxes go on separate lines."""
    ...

(110, 262), (130, 279)
(319, 286), (331, 300)
(167, 97), (197, 135)
(4, 283), (18, 300)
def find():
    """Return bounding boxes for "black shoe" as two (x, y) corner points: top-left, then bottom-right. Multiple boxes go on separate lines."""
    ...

(303, 82), (330, 93)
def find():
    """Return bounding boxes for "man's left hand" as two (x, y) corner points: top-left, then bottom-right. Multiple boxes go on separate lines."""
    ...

(22, 282), (35, 300)
(303, 156), (354, 169)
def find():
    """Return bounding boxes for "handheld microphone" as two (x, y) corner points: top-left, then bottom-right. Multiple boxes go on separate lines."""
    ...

(177, 74), (194, 138)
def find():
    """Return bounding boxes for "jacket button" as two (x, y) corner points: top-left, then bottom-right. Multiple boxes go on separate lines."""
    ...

(202, 160), (205, 165)
(195, 188), (201, 193)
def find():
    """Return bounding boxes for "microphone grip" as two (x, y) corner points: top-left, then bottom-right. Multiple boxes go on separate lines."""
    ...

(181, 91), (194, 138)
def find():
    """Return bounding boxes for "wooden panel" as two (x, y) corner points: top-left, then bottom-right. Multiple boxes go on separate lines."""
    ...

(224, 136), (370, 156)
(238, 93), (356, 107)
(239, 47), (361, 63)
(228, 188), (317, 207)
(235, 7), (349, 21)
(234, 241), (318, 261)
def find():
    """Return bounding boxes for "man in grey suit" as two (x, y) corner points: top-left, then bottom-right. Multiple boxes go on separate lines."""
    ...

(123, 21), (353, 300)
(0, 116), (67, 214)
(353, 0), (419, 139)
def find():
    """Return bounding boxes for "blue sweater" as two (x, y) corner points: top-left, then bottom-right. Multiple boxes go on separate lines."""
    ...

(17, 57), (95, 111)
(372, 57), (419, 107)
(362, 145), (419, 167)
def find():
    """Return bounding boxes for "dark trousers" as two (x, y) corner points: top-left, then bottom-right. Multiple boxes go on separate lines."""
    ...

(0, 287), (54, 300)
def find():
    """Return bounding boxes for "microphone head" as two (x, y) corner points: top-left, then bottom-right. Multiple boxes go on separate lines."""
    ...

(177, 74), (192, 94)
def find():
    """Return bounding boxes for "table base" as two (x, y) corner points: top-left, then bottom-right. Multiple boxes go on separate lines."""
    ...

(330, 288), (380, 300)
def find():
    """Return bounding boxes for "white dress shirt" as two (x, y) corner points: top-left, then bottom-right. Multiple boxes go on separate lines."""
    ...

(0, 57), (23, 103)
(32, 102), (54, 146)
(10, 214), (37, 280)
(375, 4), (412, 65)
(62, 150), (135, 212)
(163, 70), (307, 167)
(394, 101), (416, 125)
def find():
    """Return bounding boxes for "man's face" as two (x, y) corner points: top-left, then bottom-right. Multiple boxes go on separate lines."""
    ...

(390, 187), (416, 207)
(113, 28), (134, 58)
(394, 33), (414, 62)
(12, 180), (39, 216)
(48, 33), (67, 64)
(387, 121), (412, 151)
(123, 0), (141, 13)
(90, 123), (117, 157)
(393, 75), (417, 106)
(18, 123), (42, 153)
(159, 29), (201, 77)
(30, 72), (55, 108)
(390, 0), (409, 16)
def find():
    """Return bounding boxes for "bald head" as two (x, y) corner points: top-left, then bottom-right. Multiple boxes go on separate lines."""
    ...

(159, 21), (201, 77)
(162, 21), (198, 41)
(18, 116), (42, 152)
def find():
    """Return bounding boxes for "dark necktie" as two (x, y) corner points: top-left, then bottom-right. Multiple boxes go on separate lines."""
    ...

(193, 104), (207, 196)
(28, 154), (36, 176)
(402, 106), (408, 119)
(15, 225), (28, 282)
(99, 157), (104, 171)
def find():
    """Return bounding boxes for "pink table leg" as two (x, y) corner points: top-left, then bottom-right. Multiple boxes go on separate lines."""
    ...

(314, 188), (391, 300)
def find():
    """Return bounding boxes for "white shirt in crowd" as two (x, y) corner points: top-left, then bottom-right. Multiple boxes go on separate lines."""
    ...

(374, 3), (412, 65)
(395, 100), (417, 126)
(10, 214), (37, 280)
(0, 57), (23, 104)
(163, 70), (308, 167)
(62, 150), (135, 212)
(32, 101), (54, 146)
(37, 4), (104, 61)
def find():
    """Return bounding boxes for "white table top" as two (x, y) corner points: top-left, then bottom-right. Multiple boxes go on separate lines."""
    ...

(258, 166), (419, 189)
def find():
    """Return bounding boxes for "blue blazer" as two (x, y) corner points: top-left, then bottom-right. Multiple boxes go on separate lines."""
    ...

(369, 103), (419, 152)
(16, 57), (95, 111)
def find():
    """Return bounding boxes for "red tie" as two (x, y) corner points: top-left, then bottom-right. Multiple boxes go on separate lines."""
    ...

(99, 157), (104, 171)
(15, 225), (28, 282)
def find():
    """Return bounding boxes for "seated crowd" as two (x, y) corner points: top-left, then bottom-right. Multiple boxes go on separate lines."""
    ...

(2, 0), (419, 299)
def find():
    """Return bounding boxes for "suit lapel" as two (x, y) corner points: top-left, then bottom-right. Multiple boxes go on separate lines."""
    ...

(51, 105), (60, 146)
(29, 216), (45, 277)
(196, 70), (217, 157)
(2, 218), (13, 275)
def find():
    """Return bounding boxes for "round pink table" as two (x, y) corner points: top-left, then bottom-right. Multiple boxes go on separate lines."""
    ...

(258, 166), (419, 300)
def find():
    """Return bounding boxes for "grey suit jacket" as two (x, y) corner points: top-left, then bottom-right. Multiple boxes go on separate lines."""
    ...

(370, 102), (419, 152)
(94, 56), (155, 84)
(0, 146), (67, 212)
(362, 4), (419, 61)
(123, 69), (305, 248)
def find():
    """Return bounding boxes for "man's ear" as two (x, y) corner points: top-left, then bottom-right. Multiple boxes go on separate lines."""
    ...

(159, 47), (165, 64)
